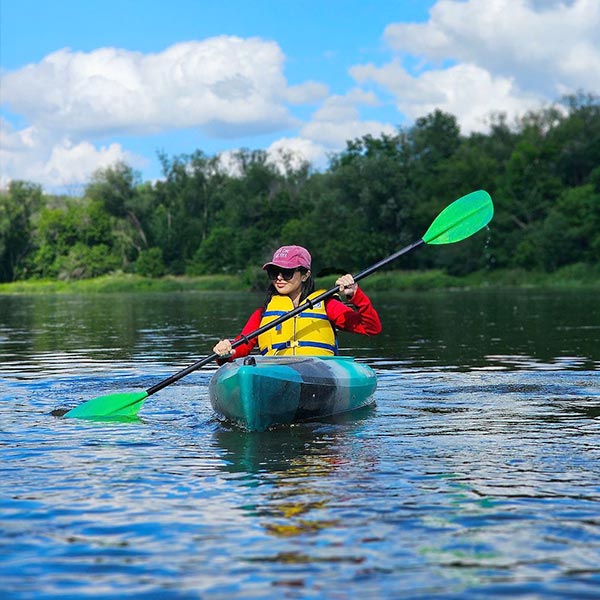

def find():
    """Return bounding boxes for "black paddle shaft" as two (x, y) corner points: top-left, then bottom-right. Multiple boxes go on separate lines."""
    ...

(145, 238), (425, 397)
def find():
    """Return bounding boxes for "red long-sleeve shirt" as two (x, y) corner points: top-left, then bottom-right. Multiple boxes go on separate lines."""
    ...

(228, 286), (381, 359)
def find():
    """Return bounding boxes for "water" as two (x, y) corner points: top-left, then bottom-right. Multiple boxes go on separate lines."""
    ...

(1, 288), (599, 599)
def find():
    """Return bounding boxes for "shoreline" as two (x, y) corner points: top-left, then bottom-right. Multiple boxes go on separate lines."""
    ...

(1, 265), (599, 294)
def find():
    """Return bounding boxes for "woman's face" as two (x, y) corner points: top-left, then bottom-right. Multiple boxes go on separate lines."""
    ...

(267, 267), (308, 301)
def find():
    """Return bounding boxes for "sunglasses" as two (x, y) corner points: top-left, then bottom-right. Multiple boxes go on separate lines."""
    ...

(266, 266), (300, 281)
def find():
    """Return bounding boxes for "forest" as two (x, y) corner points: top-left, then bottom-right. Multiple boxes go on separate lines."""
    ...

(1, 92), (599, 286)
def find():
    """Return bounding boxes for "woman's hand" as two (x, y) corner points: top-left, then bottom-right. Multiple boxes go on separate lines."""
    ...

(336, 274), (358, 299)
(213, 339), (235, 357)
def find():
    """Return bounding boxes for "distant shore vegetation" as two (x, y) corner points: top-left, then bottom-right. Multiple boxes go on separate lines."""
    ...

(1, 93), (599, 289)
(1, 264), (598, 295)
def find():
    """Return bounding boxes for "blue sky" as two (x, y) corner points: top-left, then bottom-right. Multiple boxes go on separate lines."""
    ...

(1, 0), (599, 192)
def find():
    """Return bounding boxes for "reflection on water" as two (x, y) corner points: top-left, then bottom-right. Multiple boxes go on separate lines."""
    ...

(215, 407), (376, 475)
(1, 288), (599, 373)
(1, 288), (599, 598)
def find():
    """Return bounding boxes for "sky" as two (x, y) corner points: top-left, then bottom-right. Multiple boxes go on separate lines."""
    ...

(1, 0), (599, 193)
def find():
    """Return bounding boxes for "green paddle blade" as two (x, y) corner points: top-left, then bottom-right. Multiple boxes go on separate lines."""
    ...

(423, 190), (493, 245)
(63, 391), (149, 419)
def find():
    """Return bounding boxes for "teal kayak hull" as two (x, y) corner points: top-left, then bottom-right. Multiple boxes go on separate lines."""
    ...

(209, 356), (377, 431)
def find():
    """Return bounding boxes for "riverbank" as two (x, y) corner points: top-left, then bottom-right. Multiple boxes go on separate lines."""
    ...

(1, 263), (599, 294)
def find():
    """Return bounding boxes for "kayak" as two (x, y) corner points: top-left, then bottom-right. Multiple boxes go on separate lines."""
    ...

(209, 355), (377, 431)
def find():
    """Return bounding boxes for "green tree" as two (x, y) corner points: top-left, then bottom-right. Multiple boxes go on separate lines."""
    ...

(136, 247), (166, 278)
(86, 162), (148, 268)
(32, 199), (118, 279)
(188, 226), (238, 274)
(54, 243), (120, 280)
(539, 183), (600, 270)
(193, 149), (312, 273)
(554, 93), (600, 187)
(86, 161), (139, 218)
(0, 181), (42, 281)
(152, 151), (230, 273)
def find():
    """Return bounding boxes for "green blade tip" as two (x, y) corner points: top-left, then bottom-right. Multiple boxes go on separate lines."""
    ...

(423, 190), (494, 245)
(63, 391), (149, 420)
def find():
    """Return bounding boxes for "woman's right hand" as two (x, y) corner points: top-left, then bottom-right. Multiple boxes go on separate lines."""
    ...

(213, 339), (235, 357)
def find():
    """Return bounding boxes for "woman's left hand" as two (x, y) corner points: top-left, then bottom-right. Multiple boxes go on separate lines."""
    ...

(336, 274), (358, 299)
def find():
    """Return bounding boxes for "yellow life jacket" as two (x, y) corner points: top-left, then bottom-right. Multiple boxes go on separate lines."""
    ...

(258, 290), (337, 356)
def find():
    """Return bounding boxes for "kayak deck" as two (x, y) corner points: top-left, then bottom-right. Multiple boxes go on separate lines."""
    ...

(209, 356), (377, 431)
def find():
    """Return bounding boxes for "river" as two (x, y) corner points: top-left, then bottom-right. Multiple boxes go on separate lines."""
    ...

(1, 288), (599, 598)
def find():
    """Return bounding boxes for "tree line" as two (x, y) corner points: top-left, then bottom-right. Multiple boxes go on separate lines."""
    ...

(1, 92), (598, 284)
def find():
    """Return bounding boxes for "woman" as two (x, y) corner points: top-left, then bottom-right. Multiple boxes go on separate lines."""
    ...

(213, 245), (381, 359)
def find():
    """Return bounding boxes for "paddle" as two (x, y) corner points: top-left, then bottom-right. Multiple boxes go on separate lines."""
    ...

(63, 189), (493, 420)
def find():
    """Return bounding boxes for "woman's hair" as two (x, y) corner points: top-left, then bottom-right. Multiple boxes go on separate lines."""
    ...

(263, 267), (315, 309)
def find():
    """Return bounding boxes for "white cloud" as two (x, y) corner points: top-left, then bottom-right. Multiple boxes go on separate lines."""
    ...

(267, 138), (327, 171)
(284, 81), (330, 104)
(384, 0), (600, 93)
(1, 37), (297, 136)
(220, 90), (397, 176)
(42, 139), (141, 189)
(256, 89), (397, 171)
(300, 89), (396, 147)
(352, 60), (543, 133)
(1, 36), (309, 189)
(353, 0), (600, 133)
(0, 118), (140, 190)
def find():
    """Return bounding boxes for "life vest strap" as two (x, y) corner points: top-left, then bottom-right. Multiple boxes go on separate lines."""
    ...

(260, 340), (338, 355)
(263, 310), (329, 320)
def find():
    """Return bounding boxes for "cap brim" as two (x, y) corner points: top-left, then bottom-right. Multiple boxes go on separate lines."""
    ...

(262, 260), (308, 270)
(262, 261), (292, 270)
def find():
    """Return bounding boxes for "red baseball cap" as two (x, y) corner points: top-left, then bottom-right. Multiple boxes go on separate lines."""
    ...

(262, 245), (311, 270)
